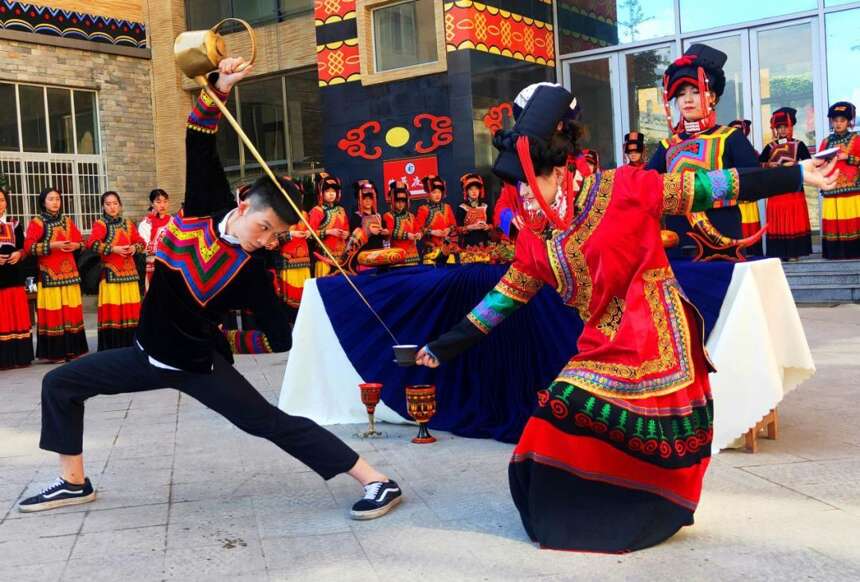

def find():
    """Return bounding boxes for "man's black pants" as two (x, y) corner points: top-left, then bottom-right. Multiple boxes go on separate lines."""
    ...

(39, 346), (359, 480)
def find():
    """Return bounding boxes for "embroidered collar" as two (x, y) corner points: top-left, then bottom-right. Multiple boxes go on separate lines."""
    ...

(102, 212), (123, 226)
(40, 210), (62, 224)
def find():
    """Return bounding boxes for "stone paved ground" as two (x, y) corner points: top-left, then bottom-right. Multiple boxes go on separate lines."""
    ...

(1, 306), (860, 581)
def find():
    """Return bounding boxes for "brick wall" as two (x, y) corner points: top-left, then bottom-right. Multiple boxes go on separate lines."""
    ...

(0, 37), (156, 221)
(145, 0), (191, 205)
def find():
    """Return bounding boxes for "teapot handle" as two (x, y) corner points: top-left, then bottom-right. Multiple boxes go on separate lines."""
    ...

(212, 18), (257, 71)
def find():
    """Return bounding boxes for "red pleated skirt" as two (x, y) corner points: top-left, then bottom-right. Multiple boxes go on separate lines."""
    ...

(0, 286), (34, 368)
(765, 192), (812, 259)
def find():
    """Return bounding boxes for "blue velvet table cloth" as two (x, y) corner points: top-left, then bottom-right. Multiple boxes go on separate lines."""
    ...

(316, 260), (734, 443)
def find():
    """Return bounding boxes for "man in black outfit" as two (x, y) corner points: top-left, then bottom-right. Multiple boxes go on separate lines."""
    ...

(19, 57), (402, 521)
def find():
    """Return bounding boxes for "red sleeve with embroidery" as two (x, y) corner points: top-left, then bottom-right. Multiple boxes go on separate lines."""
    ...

(415, 205), (429, 232)
(24, 218), (47, 256)
(129, 220), (146, 254)
(86, 220), (110, 255)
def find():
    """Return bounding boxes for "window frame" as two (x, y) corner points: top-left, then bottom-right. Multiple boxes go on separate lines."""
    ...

(215, 68), (323, 184)
(357, 0), (448, 86)
(184, 0), (313, 31)
(0, 81), (105, 231)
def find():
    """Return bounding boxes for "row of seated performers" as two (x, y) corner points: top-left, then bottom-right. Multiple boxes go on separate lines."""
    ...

(265, 171), (520, 307)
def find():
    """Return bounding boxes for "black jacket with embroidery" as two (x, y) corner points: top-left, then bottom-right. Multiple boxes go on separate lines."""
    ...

(135, 82), (292, 374)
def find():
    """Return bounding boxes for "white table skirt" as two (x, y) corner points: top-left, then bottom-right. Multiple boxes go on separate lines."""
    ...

(706, 258), (815, 449)
(279, 259), (815, 451)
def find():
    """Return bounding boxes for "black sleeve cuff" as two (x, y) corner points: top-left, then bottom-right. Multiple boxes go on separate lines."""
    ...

(426, 317), (485, 362)
(737, 166), (802, 201)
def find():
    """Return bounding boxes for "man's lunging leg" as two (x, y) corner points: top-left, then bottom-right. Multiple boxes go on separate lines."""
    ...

(20, 347), (166, 512)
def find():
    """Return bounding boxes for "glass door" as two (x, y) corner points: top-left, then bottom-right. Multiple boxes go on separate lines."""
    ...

(619, 44), (676, 157)
(564, 55), (622, 169)
(751, 19), (821, 232)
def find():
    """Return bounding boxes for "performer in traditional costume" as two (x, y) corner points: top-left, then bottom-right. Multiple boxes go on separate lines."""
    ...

(416, 83), (835, 553)
(0, 187), (34, 369)
(457, 173), (492, 262)
(272, 205), (312, 309)
(726, 119), (763, 254)
(24, 187), (87, 362)
(728, 119), (751, 136)
(648, 44), (761, 256)
(343, 179), (387, 261)
(20, 58), (402, 521)
(416, 175), (458, 264)
(308, 173), (350, 276)
(759, 108), (812, 260)
(623, 132), (646, 168)
(819, 101), (860, 259)
(383, 180), (420, 266)
(582, 149), (600, 174)
(138, 189), (171, 293)
(86, 192), (146, 351)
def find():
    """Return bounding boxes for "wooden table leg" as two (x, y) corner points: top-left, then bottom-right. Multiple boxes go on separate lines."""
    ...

(765, 408), (778, 440)
(744, 428), (758, 453)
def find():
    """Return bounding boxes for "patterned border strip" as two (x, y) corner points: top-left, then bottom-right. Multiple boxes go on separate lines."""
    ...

(314, 0), (356, 26)
(316, 37), (361, 87)
(0, 0), (146, 48)
(444, 1), (555, 67)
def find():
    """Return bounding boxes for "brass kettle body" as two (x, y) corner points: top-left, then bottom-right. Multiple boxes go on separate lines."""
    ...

(174, 18), (256, 79)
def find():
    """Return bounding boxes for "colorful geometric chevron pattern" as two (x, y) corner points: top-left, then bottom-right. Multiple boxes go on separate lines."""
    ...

(663, 127), (734, 175)
(155, 216), (250, 307)
(0, 1), (146, 48)
(223, 329), (273, 354)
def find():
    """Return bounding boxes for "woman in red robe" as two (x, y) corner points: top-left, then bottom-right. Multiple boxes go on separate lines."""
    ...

(383, 180), (419, 265)
(86, 192), (146, 351)
(308, 173), (350, 276)
(0, 186), (34, 368)
(24, 187), (87, 361)
(417, 83), (836, 553)
(416, 175), (457, 264)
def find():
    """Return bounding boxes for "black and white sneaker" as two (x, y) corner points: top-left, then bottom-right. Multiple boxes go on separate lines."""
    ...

(18, 477), (96, 513)
(350, 480), (402, 520)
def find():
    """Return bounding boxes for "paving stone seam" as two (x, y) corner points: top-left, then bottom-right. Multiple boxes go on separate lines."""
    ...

(736, 467), (843, 511)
